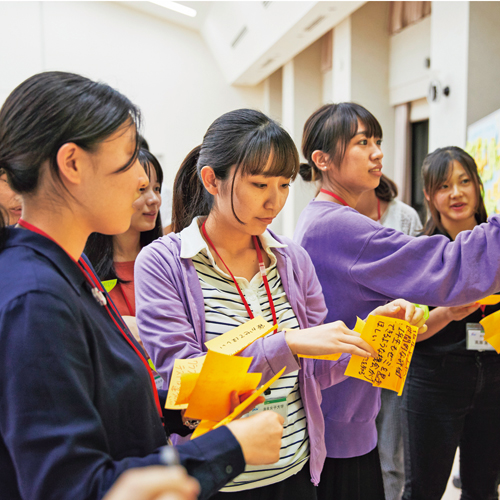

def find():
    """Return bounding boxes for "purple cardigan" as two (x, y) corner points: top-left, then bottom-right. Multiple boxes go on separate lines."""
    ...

(135, 230), (349, 485)
(294, 200), (500, 458)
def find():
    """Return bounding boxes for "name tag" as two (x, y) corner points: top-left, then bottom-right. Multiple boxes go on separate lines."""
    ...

(246, 397), (288, 424)
(466, 323), (496, 351)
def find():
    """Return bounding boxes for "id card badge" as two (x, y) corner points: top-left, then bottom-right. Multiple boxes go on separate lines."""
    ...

(466, 323), (496, 351)
(245, 397), (288, 424)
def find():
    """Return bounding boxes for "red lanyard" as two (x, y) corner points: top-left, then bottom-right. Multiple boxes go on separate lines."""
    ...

(377, 198), (381, 221)
(320, 188), (350, 207)
(119, 283), (135, 316)
(17, 219), (164, 422)
(201, 221), (277, 327)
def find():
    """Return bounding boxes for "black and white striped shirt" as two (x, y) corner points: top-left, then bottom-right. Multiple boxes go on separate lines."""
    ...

(180, 218), (309, 491)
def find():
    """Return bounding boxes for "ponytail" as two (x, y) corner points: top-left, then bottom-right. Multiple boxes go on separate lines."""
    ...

(299, 162), (321, 183)
(171, 146), (210, 233)
(375, 174), (398, 202)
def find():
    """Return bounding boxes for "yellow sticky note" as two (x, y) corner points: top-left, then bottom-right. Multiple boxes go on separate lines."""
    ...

(353, 316), (365, 334)
(212, 366), (287, 431)
(205, 316), (277, 356)
(184, 350), (253, 421)
(480, 310), (500, 353)
(476, 295), (500, 306)
(165, 356), (206, 410)
(191, 420), (219, 439)
(299, 353), (342, 361)
(176, 373), (201, 405)
(239, 372), (262, 394)
(345, 315), (418, 395)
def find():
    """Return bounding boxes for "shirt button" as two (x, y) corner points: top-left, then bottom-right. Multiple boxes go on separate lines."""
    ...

(225, 465), (233, 474)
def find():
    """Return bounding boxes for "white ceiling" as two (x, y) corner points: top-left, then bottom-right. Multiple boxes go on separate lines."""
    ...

(120, 1), (213, 32)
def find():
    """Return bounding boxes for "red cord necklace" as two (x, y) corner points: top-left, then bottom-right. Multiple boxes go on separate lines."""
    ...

(201, 220), (277, 327)
(320, 188), (350, 207)
(17, 219), (164, 422)
(119, 283), (135, 316)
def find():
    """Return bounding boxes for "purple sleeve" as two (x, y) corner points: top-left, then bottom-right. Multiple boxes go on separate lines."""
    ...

(284, 242), (350, 389)
(353, 216), (500, 306)
(135, 242), (299, 386)
(135, 243), (205, 387)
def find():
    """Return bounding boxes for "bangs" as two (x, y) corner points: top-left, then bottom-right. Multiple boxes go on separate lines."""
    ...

(355, 106), (383, 139)
(138, 149), (164, 187)
(237, 124), (299, 180)
(336, 103), (383, 147)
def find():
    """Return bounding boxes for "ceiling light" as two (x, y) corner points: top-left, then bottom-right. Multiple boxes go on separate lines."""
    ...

(148, 0), (197, 17)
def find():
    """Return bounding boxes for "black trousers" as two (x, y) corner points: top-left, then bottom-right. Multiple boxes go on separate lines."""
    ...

(210, 462), (317, 500)
(316, 447), (385, 500)
(402, 351), (500, 500)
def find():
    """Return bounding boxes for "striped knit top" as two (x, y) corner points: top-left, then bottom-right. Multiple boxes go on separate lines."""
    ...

(180, 218), (310, 491)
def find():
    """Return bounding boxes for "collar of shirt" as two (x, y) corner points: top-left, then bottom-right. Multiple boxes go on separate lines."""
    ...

(179, 216), (287, 267)
(4, 226), (87, 295)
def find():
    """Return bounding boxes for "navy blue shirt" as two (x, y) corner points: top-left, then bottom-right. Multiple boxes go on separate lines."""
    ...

(0, 227), (244, 500)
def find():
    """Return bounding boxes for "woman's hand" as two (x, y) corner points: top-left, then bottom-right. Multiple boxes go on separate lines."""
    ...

(103, 466), (199, 500)
(226, 411), (284, 465)
(284, 322), (377, 358)
(229, 390), (265, 419)
(445, 303), (480, 322)
(417, 303), (480, 342)
(368, 299), (428, 335)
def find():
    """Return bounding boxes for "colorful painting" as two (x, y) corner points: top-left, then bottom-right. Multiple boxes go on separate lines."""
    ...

(466, 108), (500, 215)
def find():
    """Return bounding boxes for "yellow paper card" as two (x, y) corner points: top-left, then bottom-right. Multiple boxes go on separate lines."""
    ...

(212, 366), (287, 431)
(165, 356), (206, 410)
(184, 350), (253, 421)
(205, 316), (277, 356)
(345, 315), (418, 395)
(299, 353), (342, 361)
(191, 419), (219, 439)
(476, 295), (500, 306)
(353, 316), (366, 334)
(480, 309), (500, 353)
(176, 373), (201, 405)
(239, 372), (262, 394)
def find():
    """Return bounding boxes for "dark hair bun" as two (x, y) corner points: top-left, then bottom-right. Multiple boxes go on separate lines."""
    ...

(299, 162), (315, 182)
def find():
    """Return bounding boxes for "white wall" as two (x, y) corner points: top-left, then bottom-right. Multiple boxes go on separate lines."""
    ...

(389, 16), (431, 106)
(276, 39), (322, 237)
(0, 1), (264, 190)
(331, 17), (352, 102)
(350, 2), (394, 180)
(467, 1), (500, 127)
(428, 1), (470, 150)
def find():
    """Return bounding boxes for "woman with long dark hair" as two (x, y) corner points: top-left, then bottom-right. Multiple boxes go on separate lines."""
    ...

(294, 102), (500, 500)
(401, 147), (500, 500)
(85, 148), (163, 350)
(0, 71), (286, 500)
(135, 108), (425, 500)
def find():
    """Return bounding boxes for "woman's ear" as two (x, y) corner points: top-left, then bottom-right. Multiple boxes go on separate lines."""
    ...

(56, 143), (82, 186)
(311, 150), (331, 171)
(423, 189), (431, 202)
(200, 166), (218, 196)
